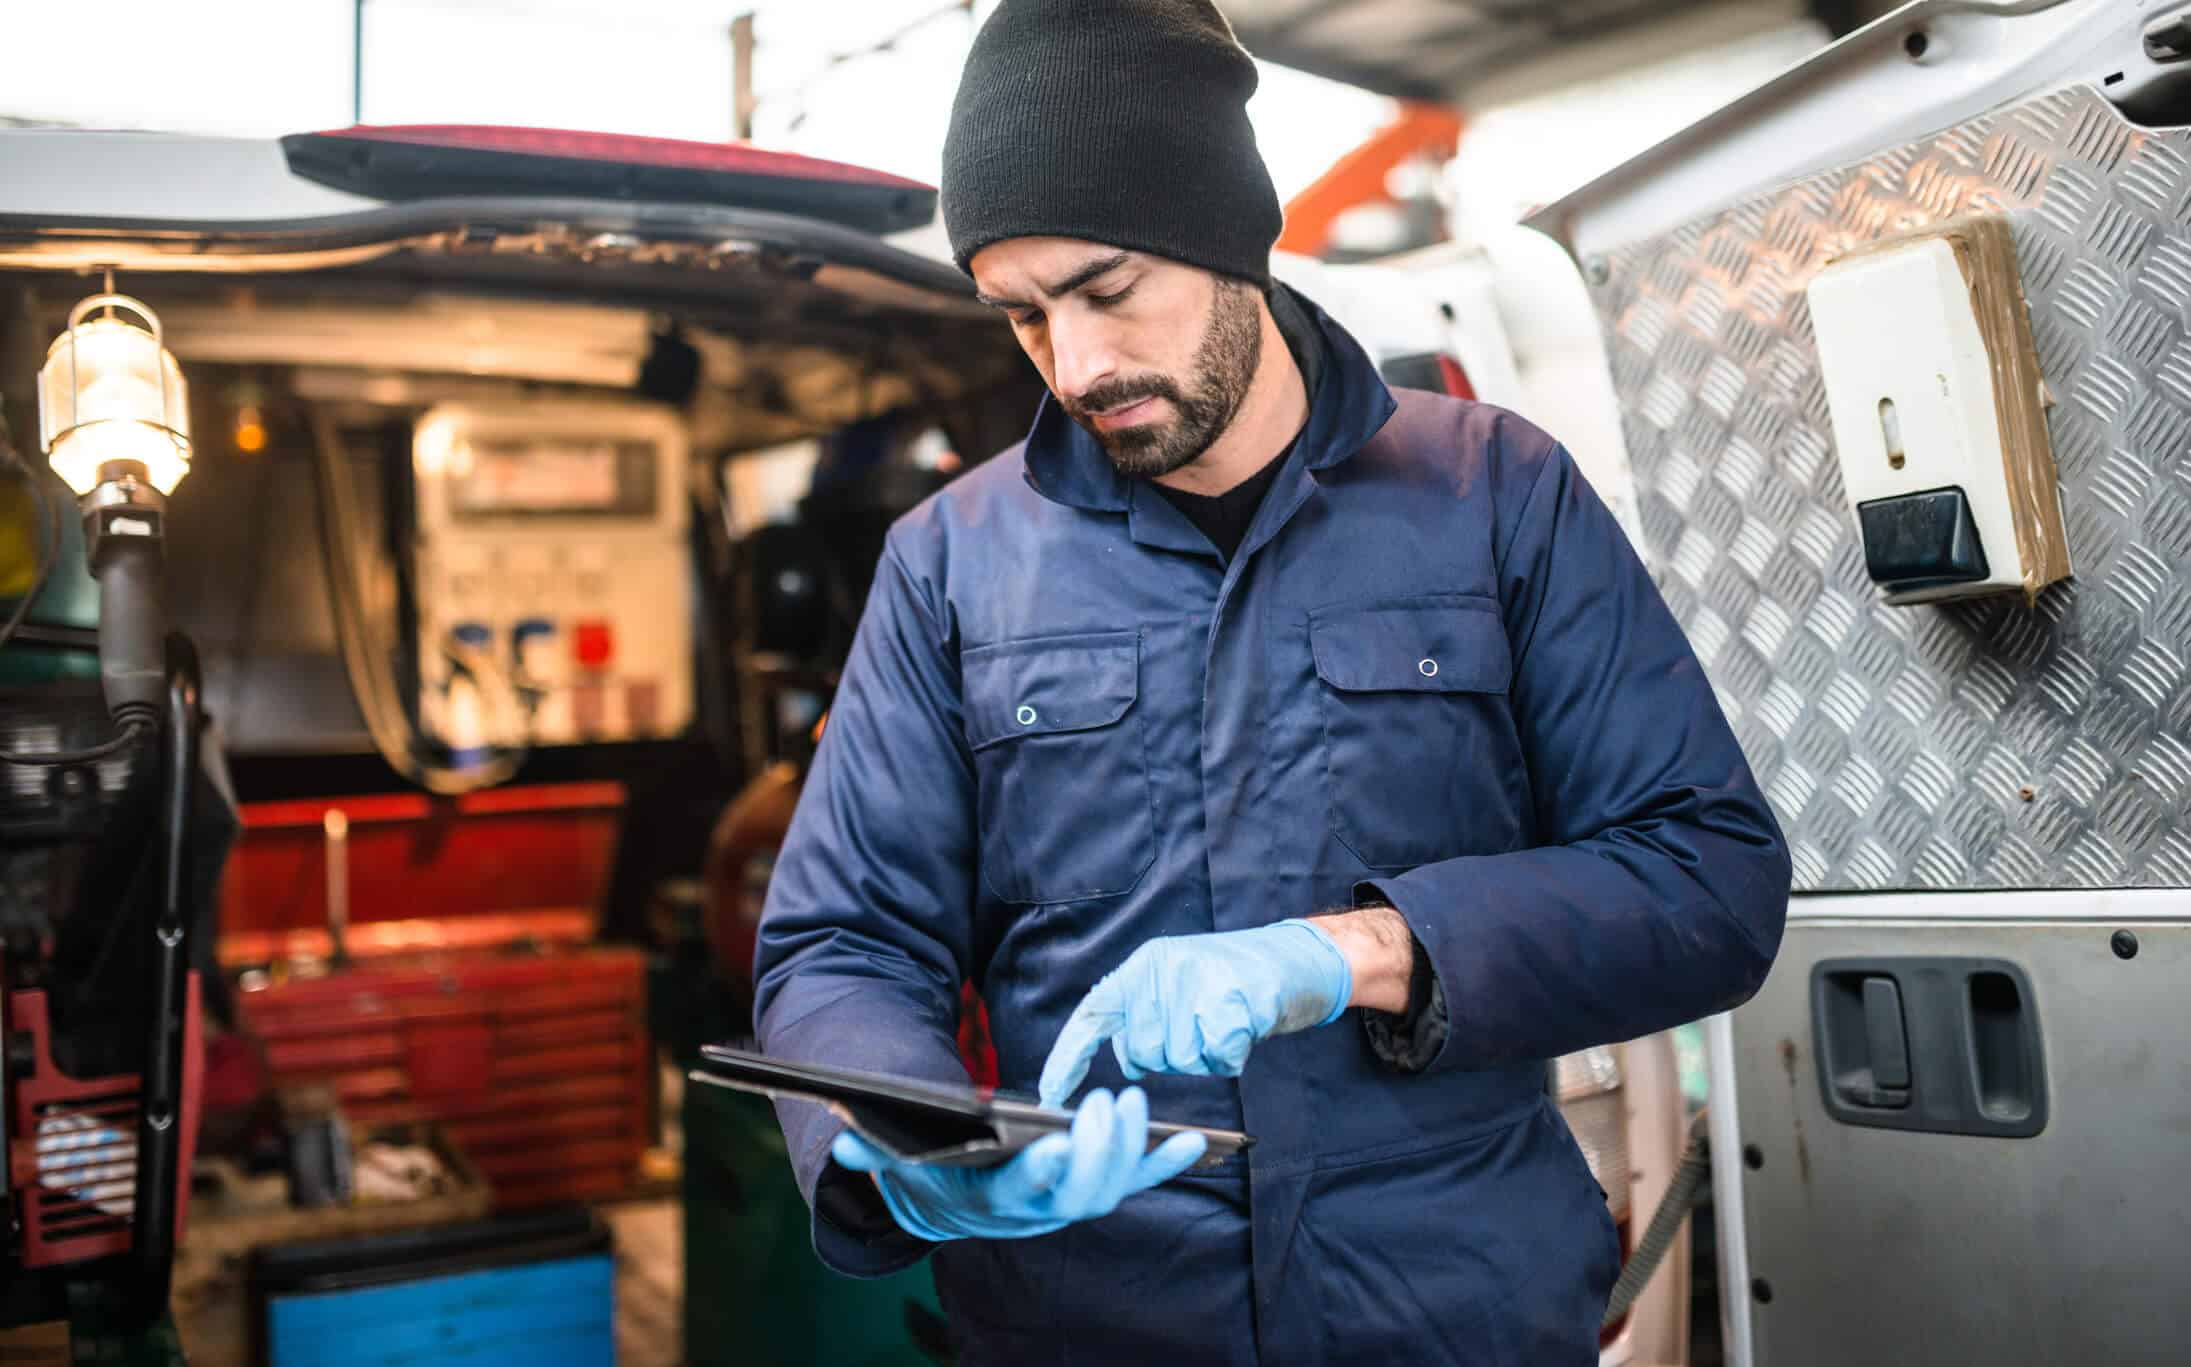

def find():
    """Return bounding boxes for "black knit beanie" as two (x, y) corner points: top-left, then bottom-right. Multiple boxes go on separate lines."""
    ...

(940, 0), (1283, 289)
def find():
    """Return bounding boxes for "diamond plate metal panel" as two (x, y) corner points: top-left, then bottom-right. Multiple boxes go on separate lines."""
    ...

(1593, 86), (2191, 889)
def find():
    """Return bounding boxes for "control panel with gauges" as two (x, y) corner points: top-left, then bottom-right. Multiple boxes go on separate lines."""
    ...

(410, 402), (693, 750)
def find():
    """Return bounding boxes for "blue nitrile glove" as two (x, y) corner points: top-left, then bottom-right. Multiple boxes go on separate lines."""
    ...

(1038, 919), (1353, 1108)
(828, 1086), (1206, 1243)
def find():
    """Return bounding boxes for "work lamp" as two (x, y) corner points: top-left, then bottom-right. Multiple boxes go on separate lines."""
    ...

(39, 293), (192, 498)
(34, 291), (190, 726)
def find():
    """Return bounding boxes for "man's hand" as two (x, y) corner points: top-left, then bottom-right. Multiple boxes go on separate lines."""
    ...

(1038, 917), (1395, 1107)
(830, 1087), (1205, 1242)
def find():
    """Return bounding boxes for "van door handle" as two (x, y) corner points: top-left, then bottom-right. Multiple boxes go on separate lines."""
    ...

(1816, 970), (1910, 1110)
(1812, 958), (2047, 1138)
(1860, 976), (1910, 1096)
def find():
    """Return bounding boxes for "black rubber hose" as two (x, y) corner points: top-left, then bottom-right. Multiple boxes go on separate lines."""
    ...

(1603, 1114), (1712, 1330)
(94, 533), (167, 729)
(124, 633), (200, 1329)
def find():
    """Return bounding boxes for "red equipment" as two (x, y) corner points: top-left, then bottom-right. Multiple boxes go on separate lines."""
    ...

(218, 782), (653, 1208)
(3, 976), (204, 1269)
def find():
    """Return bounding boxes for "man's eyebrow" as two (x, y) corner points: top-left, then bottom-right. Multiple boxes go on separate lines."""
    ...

(1041, 251), (1132, 297)
(974, 251), (1134, 312)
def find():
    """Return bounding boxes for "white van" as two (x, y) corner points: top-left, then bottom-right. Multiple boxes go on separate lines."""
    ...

(1276, 2), (2190, 1363)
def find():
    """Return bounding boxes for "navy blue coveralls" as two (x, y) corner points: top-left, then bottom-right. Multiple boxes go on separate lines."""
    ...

(753, 290), (1791, 1365)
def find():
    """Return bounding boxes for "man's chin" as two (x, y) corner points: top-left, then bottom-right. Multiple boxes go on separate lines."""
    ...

(1095, 428), (1198, 480)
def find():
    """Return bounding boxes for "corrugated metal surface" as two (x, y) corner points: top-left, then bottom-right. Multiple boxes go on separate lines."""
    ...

(1592, 85), (2191, 890)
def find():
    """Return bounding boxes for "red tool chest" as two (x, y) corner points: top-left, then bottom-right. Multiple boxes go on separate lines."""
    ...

(217, 782), (652, 1208)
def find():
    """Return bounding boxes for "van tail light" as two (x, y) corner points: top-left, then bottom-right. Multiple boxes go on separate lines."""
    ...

(1377, 351), (1476, 400)
(1432, 353), (1476, 400)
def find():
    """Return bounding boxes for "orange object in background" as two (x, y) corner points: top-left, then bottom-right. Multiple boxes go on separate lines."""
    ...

(218, 783), (654, 1209)
(1276, 103), (1466, 259)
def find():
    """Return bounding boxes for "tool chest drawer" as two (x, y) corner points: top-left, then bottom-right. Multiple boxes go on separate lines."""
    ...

(238, 949), (651, 1208)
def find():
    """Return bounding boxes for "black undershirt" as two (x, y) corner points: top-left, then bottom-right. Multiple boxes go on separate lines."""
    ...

(1152, 442), (1293, 563)
(1150, 288), (1325, 564)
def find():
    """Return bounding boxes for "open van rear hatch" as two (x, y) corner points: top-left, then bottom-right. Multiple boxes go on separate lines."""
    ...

(0, 124), (1020, 414)
(0, 124), (988, 322)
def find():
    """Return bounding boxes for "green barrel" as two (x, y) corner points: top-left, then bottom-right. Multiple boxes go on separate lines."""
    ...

(682, 1082), (949, 1367)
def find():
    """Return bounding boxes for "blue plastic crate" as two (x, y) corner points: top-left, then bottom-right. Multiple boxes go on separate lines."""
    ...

(252, 1205), (614, 1367)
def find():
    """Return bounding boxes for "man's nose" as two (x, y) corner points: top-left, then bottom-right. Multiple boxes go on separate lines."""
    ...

(1048, 315), (1120, 402)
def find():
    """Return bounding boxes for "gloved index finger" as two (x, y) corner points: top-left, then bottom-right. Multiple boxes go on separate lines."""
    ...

(1038, 976), (1126, 1109)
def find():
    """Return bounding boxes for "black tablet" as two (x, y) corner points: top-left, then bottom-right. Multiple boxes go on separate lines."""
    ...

(691, 1044), (1252, 1169)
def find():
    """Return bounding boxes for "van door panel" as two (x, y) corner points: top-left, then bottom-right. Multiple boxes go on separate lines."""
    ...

(1735, 903), (2188, 1365)
(1542, 73), (2191, 1366)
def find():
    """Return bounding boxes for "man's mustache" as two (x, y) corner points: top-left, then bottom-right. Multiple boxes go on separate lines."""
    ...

(1064, 376), (1181, 424)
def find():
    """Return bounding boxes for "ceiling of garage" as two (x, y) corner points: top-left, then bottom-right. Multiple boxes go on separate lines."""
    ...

(1220, 0), (1863, 104)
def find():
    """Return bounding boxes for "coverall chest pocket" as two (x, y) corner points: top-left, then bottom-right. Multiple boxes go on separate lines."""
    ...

(962, 631), (1155, 905)
(1310, 597), (1516, 871)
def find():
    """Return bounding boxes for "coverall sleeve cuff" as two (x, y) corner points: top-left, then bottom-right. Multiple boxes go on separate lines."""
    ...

(810, 1143), (937, 1276)
(1355, 877), (1453, 1073)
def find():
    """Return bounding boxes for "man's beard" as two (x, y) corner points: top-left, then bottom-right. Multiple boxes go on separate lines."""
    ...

(1061, 279), (1263, 479)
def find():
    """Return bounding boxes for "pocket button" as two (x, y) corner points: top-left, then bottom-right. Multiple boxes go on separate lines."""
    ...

(1418, 658), (1439, 678)
(1016, 704), (1038, 726)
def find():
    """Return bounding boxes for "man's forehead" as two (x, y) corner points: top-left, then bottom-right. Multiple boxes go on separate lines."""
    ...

(971, 237), (1141, 293)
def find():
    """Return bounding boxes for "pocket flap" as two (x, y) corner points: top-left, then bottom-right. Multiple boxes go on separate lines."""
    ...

(962, 632), (1141, 750)
(1310, 599), (1511, 694)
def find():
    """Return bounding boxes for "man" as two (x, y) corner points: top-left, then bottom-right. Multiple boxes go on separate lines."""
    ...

(753, 2), (1792, 1362)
